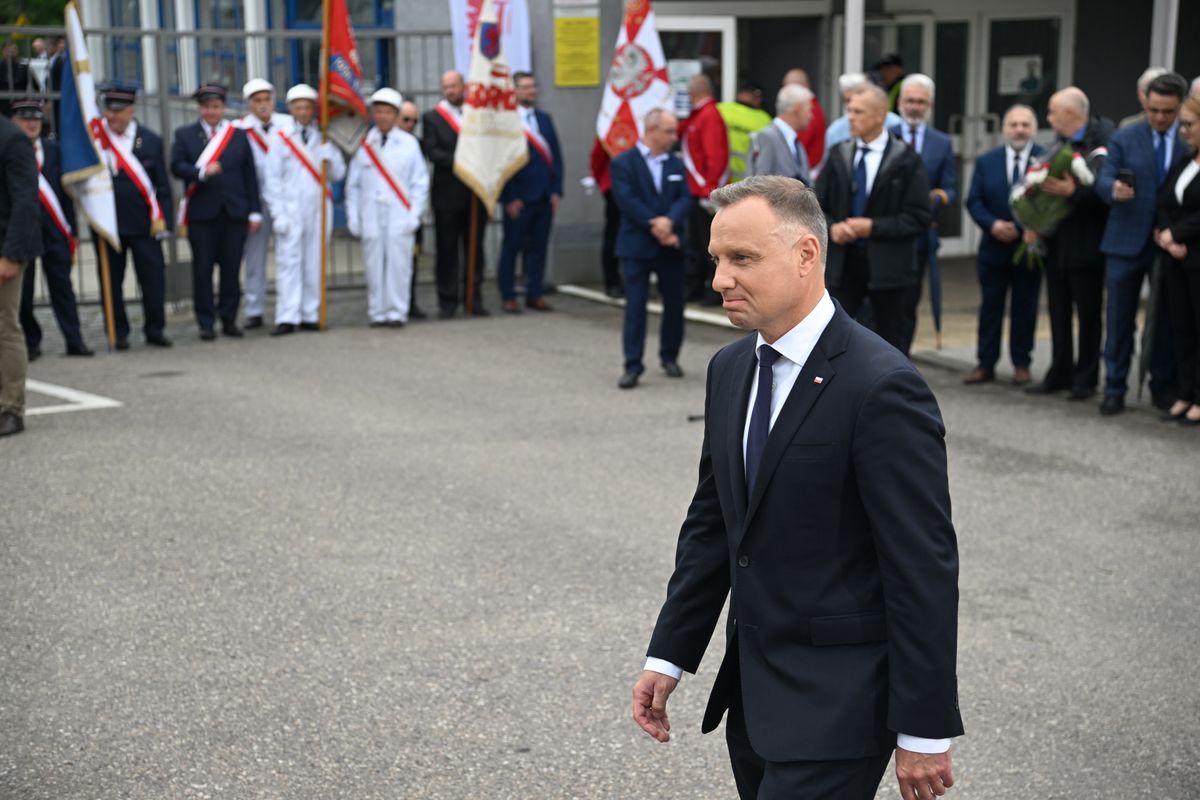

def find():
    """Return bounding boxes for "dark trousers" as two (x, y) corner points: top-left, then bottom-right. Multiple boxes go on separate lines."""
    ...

(498, 198), (552, 302)
(93, 232), (167, 341)
(830, 247), (910, 354)
(1165, 262), (1200, 404)
(725, 664), (892, 799)
(433, 199), (487, 312)
(189, 211), (247, 331)
(1042, 259), (1103, 392)
(975, 255), (1042, 370)
(601, 190), (622, 291)
(622, 254), (685, 373)
(1103, 249), (1176, 398)
(686, 201), (718, 303)
(19, 233), (85, 351)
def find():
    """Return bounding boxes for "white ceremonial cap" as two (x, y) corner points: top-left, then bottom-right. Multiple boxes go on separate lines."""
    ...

(286, 84), (319, 104)
(243, 78), (275, 99)
(369, 88), (403, 109)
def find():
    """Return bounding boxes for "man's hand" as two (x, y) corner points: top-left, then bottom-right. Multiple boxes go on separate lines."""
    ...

(662, 233), (681, 249)
(1023, 228), (1040, 244)
(248, 220), (262, 234)
(204, 161), (223, 178)
(632, 670), (678, 742)
(505, 199), (524, 219)
(1158, 228), (1176, 249)
(896, 747), (954, 800)
(830, 221), (856, 245)
(650, 216), (673, 239)
(990, 220), (1018, 243)
(846, 217), (873, 239)
(550, 193), (560, 214)
(1113, 180), (1135, 202)
(1042, 174), (1076, 197)
(1168, 242), (1188, 260)
(0, 256), (21, 285)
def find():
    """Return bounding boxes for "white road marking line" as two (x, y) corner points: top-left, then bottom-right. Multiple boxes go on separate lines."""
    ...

(24, 379), (123, 416)
(556, 284), (737, 328)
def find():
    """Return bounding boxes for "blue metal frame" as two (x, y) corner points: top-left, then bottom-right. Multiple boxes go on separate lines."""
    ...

(195, 0), (248, 88)
(108, 0), (143, 85)
(285, 0), (392, 90)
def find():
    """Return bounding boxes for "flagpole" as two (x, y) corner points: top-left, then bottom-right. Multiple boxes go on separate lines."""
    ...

(318, 0), (332, 331)
(97, 238), (117, 349)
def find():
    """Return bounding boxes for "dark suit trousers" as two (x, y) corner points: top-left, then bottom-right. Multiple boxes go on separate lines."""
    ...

(1165, 262), (1200, 403)
(686, 202), (718, 303)
(724, 653), (893, 800)
(622, 254), (684, 373)
(19, 235), (84, 351)
(601, 190), (621, 291)
(1042, 259), (1103, 392)
(498, 199), (552, 302)
(1103, 249), (1176, 398)
(433, 199), (487, 312)
(975, 256), (1041, 371)
(189, 211), (247, 330)
(93, 234), (167, 341)
(831, 247), (909, 354)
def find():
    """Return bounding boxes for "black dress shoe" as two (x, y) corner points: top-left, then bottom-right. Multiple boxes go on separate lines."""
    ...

(618, 371), (640, 390)
(663, 362), (684, 378)
(409, 306), (427, 320)
(605, 285), (625, 299)
(244, 316), (264, 330)
(66, 343), (94, 357)
(146, 334), (173, 348)
(199, 328), (217, 341)
(115, 338), (130, 351)
(470, 306), (491, 317)
(0, 412), (24, 437)
(387, 320), (405, 329)
(1066, 387), (1095, 401)
(222, 324), (244, 338)
(299, 322), (321, 331)
(1025, 381), (1066, 395)
(270, 323), (297, 336)
(1099, 395), (1125, 415)
(368, 320), (388, 328)
(26, 345), (42, 362)
(438, 308), (455, 320)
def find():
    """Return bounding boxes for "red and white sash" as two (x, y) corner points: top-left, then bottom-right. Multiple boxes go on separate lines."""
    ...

(236, 115), (270, 154)
(92, 119), (165, 234)
(361, 139), (411, 210)
(177, 120), (238, 229)
(34, 145), (76, 255)
(278, 129), (333, 199)
(435, 99), (462, 133)
(521, 112), (555, 175)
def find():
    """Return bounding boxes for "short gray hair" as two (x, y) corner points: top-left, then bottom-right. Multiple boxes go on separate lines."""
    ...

(899, 73), (935, 103)
(838, 72), (869, 93)
(775, 83), (813, 115)
(710, 176), (828, 264)
(1139, 67), (1168, 93)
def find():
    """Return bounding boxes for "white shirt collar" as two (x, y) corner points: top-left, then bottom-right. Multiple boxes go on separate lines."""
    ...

(636, 140), (668, 163)
(855, 129), (889, 153)
(755, 291), (836, 367)
(772, 116), (798, 139)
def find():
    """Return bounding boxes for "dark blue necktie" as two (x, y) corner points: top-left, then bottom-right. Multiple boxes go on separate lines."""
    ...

(1156, 131), (1168, 188)
(745, 345), (780, 492)
(1011, 151), (1022, 186)
(852, 146), (869, 217)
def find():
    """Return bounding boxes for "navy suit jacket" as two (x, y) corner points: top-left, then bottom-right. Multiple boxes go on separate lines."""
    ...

(609, 146), (692, 261)
(37, 138), (77, 247)
(170, 121), (260, 223)
(966, 142), (1045, 265)
(112, 123), (174, 238)
(647, 304), (963, 761)
(1097, 121), (1188, 258)
(500, 109), (564, 204)
(893, 124), (956, 254)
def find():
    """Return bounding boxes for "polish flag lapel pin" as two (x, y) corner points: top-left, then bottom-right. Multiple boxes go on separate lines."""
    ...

(813, 376), (824, 385)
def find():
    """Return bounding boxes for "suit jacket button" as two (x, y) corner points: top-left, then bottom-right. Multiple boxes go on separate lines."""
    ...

(737, 555), (749, 568)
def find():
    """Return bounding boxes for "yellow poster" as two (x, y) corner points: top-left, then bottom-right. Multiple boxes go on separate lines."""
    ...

(555, 16), (600, 87)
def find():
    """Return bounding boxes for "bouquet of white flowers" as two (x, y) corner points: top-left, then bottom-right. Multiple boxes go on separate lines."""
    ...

(1009, 144), (1097, 269)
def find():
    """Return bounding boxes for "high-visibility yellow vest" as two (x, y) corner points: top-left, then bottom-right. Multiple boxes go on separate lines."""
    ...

(717, 101), (772, 183)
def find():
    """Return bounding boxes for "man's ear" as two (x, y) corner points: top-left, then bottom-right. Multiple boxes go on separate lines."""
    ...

(794, 233), (820, 279)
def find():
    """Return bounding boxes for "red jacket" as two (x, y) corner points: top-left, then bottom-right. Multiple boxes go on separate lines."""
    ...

(589, 138), (612, 193)
(797, 97), (827, 169)
(679, 97), (729, 198)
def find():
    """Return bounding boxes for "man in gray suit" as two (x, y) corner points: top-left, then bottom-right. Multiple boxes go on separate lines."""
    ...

(748, 84), (813, 185)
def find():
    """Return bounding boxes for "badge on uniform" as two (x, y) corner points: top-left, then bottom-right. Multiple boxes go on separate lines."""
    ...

(813, 376), (824, 384)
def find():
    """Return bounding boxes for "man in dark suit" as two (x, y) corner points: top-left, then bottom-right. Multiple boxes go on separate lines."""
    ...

(1, 112), (42, 437)
(171, 83), (261, 340)
(10, 100), (91, 360)
(964, 104), (1044, 385)
(815, 83), (931, 354)
(1094, 72), (1189, 415)
(498, 71), (563, 313)
(1025, 87), (1113, 399)
(632, 175), (962, 800)
(93, 82), (174, 350)
(892, 74), (957, 354)
(422, 69), (489, 318)
(610, 109), (692, 390)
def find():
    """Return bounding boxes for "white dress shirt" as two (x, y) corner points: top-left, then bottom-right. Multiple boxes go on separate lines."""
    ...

(645, 290), (951, 755)
(1156, 121), (1178, 171)
(1006, 144), (1032, 186)
(522, 106), (539, 134)
(104, 120), (137, 174)
(772, 116), (803, 164)
(853, 129), (889, 195)
(900, 121), (925, 155)
(636, 140), (668, 194)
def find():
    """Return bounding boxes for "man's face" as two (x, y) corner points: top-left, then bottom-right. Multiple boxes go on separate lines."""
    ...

(398, 102), (419, 133)
(198, 98), (225, 128)
(15, 116), (41, 140)
(1145, 91), (1181, 134)
(104, 104), (135, 133)
(793, 99), (813, 131)
(880, 65), (904, 86)
(710, 197), (816, 339)
(372, 103), (398, 132)
(515, 77), (537, 107)
(644, 115), (678, 153)
(1002, 109), (1037, 149)
(1046, 97), (1082, 138)
(898, 84), (931, 126)
(289, 99), (315, 127)
(847, 91), (885, 140)
(442, 72), (465, 105)
(248, 91), (274, 123)
(2, 43), (17, 60)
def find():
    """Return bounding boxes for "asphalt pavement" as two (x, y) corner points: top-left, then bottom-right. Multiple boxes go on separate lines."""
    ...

(3, 288), (1198, 799)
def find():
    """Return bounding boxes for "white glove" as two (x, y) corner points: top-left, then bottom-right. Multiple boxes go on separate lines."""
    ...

(273, 218), (290, 237)
(348, 220), (361, 239)
(320, 142), (341, 161)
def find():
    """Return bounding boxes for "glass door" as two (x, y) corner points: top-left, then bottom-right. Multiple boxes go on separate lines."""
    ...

(655, 15), (736, 115)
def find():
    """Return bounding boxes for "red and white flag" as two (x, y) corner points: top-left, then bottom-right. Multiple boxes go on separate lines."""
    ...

(595, 0), (671, 157)
(453, 0), (528, 214)
(323, 0), (370, 155)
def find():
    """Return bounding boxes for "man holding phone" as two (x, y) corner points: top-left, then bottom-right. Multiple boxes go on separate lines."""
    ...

(1096, 72), (1190, 415)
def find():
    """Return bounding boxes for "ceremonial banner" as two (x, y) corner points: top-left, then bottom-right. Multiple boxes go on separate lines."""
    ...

(452, 0), (529, 215)
(323, 0), (370, 155)
(450, 0), (531, 77)
(595, 0), (671, 156)
(59, 1), (119, 250)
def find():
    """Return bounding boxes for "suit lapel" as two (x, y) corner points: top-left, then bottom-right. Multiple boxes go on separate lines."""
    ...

(869, 136), (902, 205)
(725, 344), (757, 524)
